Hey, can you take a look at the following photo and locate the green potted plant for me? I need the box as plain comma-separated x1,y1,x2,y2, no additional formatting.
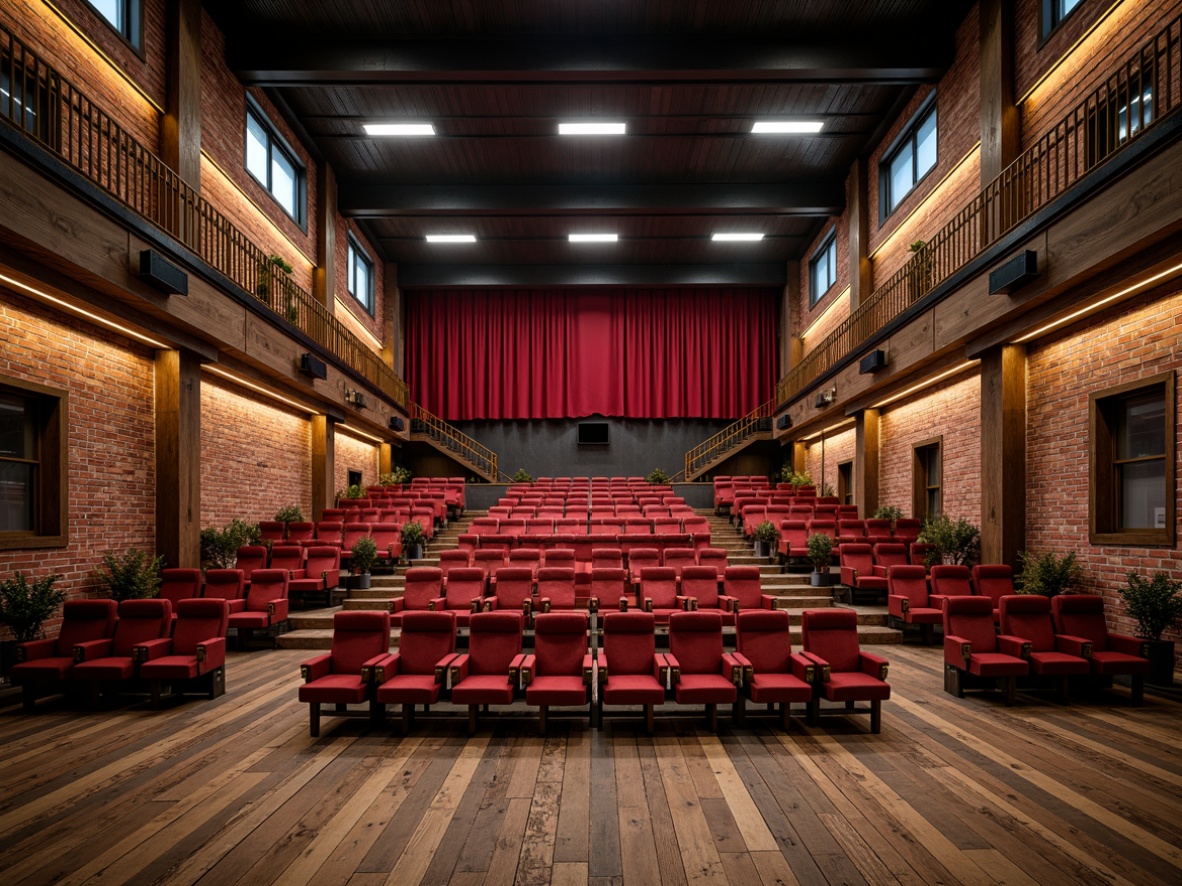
1016,551,1083,597
1118,571,1182,685
401,520,427,562
92,549,165,601
380,466,412,487
819,482,836,498
916,515,980,566
348,535,379,590
807,533,836,587
780,466,813,487
646,467,670,485
753,521,779,560
338,484,366,504
256,252,293,298
0,572,66,678
200,518,263,569
274,505,304,529
512,468,533,483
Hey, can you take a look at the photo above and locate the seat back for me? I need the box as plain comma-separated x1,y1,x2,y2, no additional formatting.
837,519,866,539
930,565,973,596
286,522,315,542
533,612,588,677
589,567,627,602
865,518,893,540
639,567,679,608
467,611,524,675
329,611,391,674
807,517,837,540
113,599,173,657
438,549,472,582
779,520,809,547
172,599,229,655
801,609,861,673
158,569,202,607
723,566,763,609
602,611,657,675
1051,594,1111,651
269,545,305,574
887,565,931,608
972,565,1015,606
472,549,507,578
696,548,728,575
402,567,444,609
303,546,341,579
680,566,721,608
444,568,487,611
54,599,119,656
943,596,999,652
537,567,576,609
491,567,534,609
590,547,623,571
315,521,344,545
203,569,245,601
873,543,909,572
259,521,285,542
998,594,1056,652
398,611,457,674
508,548,541,575
543,548,576,570
894,518,923,541
245,569,289,610
668,611,724,675
735,609,794,673
838,543,875,574
628,547,660,580
909,543,936,566
235,546,268,580
663,548,696,578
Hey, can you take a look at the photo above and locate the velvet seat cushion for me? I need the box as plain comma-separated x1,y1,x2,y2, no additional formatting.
451,674,516,705
1027,651,1091,676
376,674,443,705
748,673,813,704
11,656,75,682
72,658,136,681
1089,651,1151,676
967,652,1028,678
298,674,368,704
675,673,737,704
820,672,892,702
227,612,272,629
903,607,943,625
139,656,202,680
602,674,665,706
526,675,587,706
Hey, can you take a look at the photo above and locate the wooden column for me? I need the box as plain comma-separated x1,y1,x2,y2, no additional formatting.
162,0,202,186
981,345,1026,566
792,442,807,475
155,349,201,568
379,443,392,475
847,158,872,310
782,260,802,373
979,0,1019,185
382,262,401,373
314,162,337,310
311,415,336,521
855,408,880,517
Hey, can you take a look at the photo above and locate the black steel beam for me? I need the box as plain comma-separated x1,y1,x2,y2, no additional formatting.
397,263,788,288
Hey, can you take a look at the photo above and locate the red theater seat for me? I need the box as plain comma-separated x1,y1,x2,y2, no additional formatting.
998,594,1090,701
733,609,815,729
523,612,593,733
71,599,174,703
537,566,578,613
226,569,290,647
375,610,458,733
288,546,341,609
972,564,1015,623
440,567,489,628
801,608,891,732
11,599,118,710
665,611,741,733
638,567,681,625
391,567,446,626
886,565,942,644
838,543,888,605
158,568,202,609
138,599,229,704
487,567,536,624
450,611,525,733
298,611,391,736
943,595,1028,706
599,611,667,732
720,566,775,613
1051,594,1151,704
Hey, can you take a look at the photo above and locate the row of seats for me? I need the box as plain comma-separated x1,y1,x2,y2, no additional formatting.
153,567,292,639
779,524,924,561
263,514,430,545
489,504,696,519
740,504,864,538
437,545,730,584
299,608,890,737
219,547,344,607
9,598,229,709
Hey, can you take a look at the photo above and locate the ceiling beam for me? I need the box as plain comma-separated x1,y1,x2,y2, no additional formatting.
230,36,952,86
398,263,788,288
339,183,844,218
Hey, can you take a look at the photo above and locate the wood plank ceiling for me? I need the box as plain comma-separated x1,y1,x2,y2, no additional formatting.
206,0,973,287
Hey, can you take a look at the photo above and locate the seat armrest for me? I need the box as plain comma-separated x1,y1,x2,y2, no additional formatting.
511,653,533,689
799,650,830,682
17,639,56,661
73,638,113,663
859,652,889,680
448,654,471,689
360,653,390,683
996,635,1032,659
587,596,599,614
197,637,226,672
716,594,738,613
428,596,447,611
390,598,407,613
730,651,754,684
538,596,552,614
372,653,400,683
434,653,459,683
887,595,909,618
643,597,653,613
789,652,816,683
676,595,696,610
759,594,777,609
721,652,744,686
323,568,341,587
226,599,247,614
581,652,596,685
840,566,859,585
134,637,174,663
300,653,332,682
617,596,630,612
872,565,889,578
944,634,972,666
266,599,290,624
288,569,307,581
1108,633,1150,657
662,653,681,687
1054,634,1093,658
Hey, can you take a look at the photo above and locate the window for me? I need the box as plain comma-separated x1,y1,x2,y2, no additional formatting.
881,97,937,218
837,461,854,506
809,230,837,307
0,377,67,549
245,102,305,226
1041,0,1084,39
347,469,363,489
912,438,942,520
85,0,142,49
347,237,375,315
1090,372,1175,545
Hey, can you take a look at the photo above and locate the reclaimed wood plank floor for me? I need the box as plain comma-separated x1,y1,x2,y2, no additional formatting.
1,645,1180,886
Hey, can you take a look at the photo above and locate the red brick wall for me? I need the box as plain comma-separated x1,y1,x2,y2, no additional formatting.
1026,285,1182,650
0,289,155,635
199,379,311,527
804,428,856,499
879,372,981,524
335,215,387,345
334,432,380,496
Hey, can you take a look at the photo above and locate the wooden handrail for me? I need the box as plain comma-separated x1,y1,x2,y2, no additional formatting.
410,403,498,480
684,400,773,478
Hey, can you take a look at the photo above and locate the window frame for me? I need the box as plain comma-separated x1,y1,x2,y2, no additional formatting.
0,376,68,550
243,98,307,229
1089,371,1175,546
879,94,938,222
837,460,854,506
346,234,376,316
1040,0,1085,42
912,436,943,521
83,0,144,54
808,228,838,308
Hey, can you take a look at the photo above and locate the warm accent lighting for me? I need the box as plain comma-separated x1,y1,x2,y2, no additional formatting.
559,122,626,136
202,366,319,415
711,233,764,242
752,120,824,134
569,233,618,243
363,123,436,137
870,361,979,410
425,234,477,243
0,272,167,349
338,423,385,444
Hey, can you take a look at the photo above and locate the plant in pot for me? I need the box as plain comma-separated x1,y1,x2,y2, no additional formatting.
200,518,263,569
0,572,66,678
93,549,165,601
512,468,533,483
1118,571,1182,685
753,521,780,560
348,535,379,590
646,467,670,485
807,533,836,587
274,505,304,529
338,484,366,504
916,515,980,566
401,520,427,562
380,466,412,487
1016,551,1083,597
780,466,812,487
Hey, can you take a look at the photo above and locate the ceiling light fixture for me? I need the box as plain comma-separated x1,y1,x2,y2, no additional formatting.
363,123,436,137
711,233,765,242
425,234,477,243
569,233,618,243
751,120,824,134
558,122,626,135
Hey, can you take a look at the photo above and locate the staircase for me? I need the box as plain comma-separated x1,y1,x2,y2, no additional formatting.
408,403,500,482
684,400,774,481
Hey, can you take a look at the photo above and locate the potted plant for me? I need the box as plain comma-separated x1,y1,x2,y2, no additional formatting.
274,505,304,529
1118,571,1182,685
256,252,293,298
348,535,378,590
1016,551,1083,597
338,484,365,504
819,482,836,498
199,519,263,569
93,549,165,601
753,521,779,560
807,533,836,587
646,467,670,485
380,466,412,487
780,467,813,487
916,515,980,566
401,520,426,562
511,468,533,483
0,572,66,679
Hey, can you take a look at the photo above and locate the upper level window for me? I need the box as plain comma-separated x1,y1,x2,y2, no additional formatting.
85,0,142,49
0,377,67,549
1042,0,1084,39
809,230,837,307
245,102,305,226
347,237,375,315
881,98,937,219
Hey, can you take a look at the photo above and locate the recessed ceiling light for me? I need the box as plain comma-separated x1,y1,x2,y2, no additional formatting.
425,234,477,243
363,123,436,136
751,120,824,134
559,122,626,136
569,233,619,243
711,233,765,242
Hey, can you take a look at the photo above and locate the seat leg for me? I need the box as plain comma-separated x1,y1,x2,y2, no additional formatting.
706,703,717,733
736,697,746,726
1131,675,1144,705
780,703,790,731
807,697,819,726
538,705,548,735
645,704,654,735
870,699,882,734
210,666,226,699
371,701,384,725
309,702,321,738
845,700,855,710
1004,676,1016,707
401,704,413,735
922,624,934,646
1060,675,1071,704
22,684,37,712
150,680,162,707
468,704,479,735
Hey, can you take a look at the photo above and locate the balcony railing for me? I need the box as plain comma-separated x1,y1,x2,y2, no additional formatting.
777,13,1180,406
0,23,409,408
684,400,773,480
410,403,499,481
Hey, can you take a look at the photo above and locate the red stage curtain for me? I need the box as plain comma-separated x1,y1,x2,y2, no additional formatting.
406,288,777,420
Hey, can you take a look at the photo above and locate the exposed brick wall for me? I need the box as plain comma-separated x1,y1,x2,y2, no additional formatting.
879,372,981,525
334,216,387,346
199,379,311,528
1026,285,1182,651
48,0,167,107
334,432,380,497
0,289,155,636
804,427,856,500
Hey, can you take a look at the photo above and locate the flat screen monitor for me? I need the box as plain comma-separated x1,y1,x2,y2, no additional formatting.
577,421,610,446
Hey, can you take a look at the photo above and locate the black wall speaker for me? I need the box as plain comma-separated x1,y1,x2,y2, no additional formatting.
776,414,792,430
860,349,887,374
137,249,188,295
814,392,831,409
299,353,327,380
989,250,1039,295
389,416,405,431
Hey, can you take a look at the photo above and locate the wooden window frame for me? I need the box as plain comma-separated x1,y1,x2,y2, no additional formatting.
346,235,375,316
808,229,837,308
244,98,307,230
837,460,854,506
912,436,943,521
0,375,68,550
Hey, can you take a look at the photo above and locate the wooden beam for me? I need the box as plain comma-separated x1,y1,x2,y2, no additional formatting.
382,262,401,374
379,443,392,475
979,0,1019,185
155,349,201,568
782,260,801,374
313,161,337,310
847,158,871,310
980,345,1026,566
311,415,336,521
397,263,788,288
855,408,880,517
162,0,202,186
792,442,807,475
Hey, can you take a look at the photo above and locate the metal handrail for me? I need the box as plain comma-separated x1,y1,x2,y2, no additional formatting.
684,400,773,478
410,403,498,480
777,13,1178,405
0,23,409,407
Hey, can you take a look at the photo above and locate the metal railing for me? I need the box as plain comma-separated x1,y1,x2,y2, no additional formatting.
777,13,1179,406
684,399,773,479
0,23,409,408
410,403,498,480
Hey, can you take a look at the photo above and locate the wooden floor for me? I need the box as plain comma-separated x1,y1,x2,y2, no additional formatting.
1,647,1180,886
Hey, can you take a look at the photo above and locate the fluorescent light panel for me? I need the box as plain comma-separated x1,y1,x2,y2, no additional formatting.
559,121,626,135
569,233,618,243
363,123,436,136
751,120,824,134
712,233,764,242
425,234,477,243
